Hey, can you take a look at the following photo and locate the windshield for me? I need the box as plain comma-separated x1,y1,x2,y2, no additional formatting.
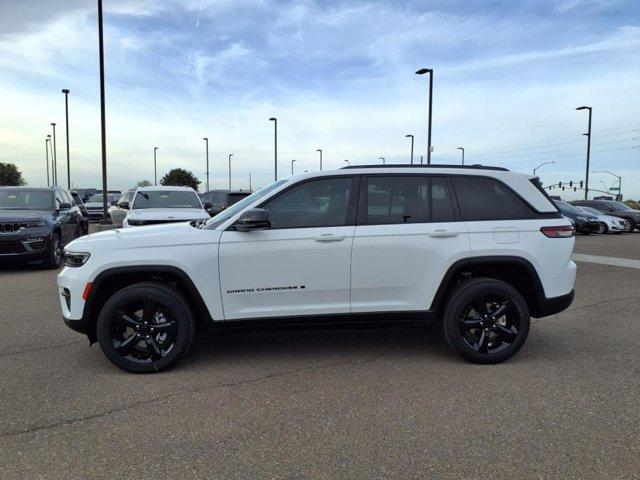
0,189,53,210
555,201,583,214
609,201,631,211
578,206,601,216
132,190,202,209
205,180,287,229
87,193,118,203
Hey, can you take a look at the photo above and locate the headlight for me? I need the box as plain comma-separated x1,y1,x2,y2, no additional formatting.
22,220,46,228
64,251,91,267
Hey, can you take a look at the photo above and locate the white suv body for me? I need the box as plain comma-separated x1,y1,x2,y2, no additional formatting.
122,186,210,227
58,165,576,372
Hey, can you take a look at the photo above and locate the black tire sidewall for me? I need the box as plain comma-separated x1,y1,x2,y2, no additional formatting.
442,278,531,364
96,283,195,373
598,222,607,234
43,233,62,269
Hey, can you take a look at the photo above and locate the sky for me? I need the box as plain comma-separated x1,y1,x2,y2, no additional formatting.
0,0,639,199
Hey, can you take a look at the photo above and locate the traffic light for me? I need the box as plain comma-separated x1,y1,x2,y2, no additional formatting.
558,181,562,188
569,181,573,187
574,187,577,191
562,186,565,191
579,181,584,188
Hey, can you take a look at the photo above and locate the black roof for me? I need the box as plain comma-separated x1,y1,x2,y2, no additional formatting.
340,163,508,171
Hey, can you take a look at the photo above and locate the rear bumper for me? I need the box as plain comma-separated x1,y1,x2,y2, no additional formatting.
534,289,574,318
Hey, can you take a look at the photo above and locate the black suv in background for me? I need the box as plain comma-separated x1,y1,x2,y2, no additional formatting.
0,186,85,268
554,200,600,234
199,189,252,216
571,199,640,231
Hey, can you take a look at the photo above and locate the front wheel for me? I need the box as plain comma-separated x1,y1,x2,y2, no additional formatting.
442,278,530,364
96,283,195,373
597,222,608,234
43,233,63,269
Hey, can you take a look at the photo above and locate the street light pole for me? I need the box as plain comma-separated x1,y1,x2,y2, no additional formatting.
456,147,465,166
45,138,50,187
269,117,277,181
592,170,622,200
576,106,592,200
316,149,323,170
344,160,350,166
97,0,110,222
203,137,209,192
378,156,385,165
415,68,433,164
51,123,57,186
291,159,296,175
153,147,158,185
533,160,555,175
228,154,233,190
61,89,71,189
405,134,414,164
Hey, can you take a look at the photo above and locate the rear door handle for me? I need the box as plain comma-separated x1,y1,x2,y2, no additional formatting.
427,229,459,238
313,234,346,242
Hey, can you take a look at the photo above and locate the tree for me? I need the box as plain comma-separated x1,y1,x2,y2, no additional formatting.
0,162,26,186
623,199,639,210
159,168,201,191
137,179,152,187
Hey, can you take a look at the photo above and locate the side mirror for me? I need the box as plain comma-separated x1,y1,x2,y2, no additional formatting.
234,208,270,231
203,201,213,210
118,201,130,210
59,202,72,210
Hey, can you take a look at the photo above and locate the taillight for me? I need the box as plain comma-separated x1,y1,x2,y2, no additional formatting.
540,225,574,238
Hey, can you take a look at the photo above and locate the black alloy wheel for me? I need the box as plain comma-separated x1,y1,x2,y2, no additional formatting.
442,278,530,364
96,283,195,373
597,222,607,234
43,233,63,269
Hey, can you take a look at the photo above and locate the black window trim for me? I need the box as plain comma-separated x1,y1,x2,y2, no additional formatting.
232,174,361,231
356,173,460,226
450,174,562,222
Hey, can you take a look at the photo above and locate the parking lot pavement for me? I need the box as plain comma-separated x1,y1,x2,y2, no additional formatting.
1,236,639,479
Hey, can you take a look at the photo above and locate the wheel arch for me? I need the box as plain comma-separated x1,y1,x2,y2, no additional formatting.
430,256,547,318
82,265,213,343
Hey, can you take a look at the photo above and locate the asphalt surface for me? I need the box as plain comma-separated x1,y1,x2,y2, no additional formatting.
1,234,639,479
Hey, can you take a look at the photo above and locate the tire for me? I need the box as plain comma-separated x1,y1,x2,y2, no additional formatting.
442,277,531,364
597,222,608,234
96,283,195,373
43,233,63,269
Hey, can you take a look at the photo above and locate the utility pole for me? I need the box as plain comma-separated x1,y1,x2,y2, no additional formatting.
316,149,323,170
203,137,210,192
153,147,158,185
228,154,233,190
62,89,71,189
576,106,592,200
269,117,277,181
51,123,57,186
97,0,110,222
456,147,465,166
415,68,434,164
45,138,50,187
405,134,414,164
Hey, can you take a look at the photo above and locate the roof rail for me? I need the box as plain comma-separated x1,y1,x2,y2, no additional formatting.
340,163,509,171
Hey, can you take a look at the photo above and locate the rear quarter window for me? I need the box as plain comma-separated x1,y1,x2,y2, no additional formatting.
452,176,534,221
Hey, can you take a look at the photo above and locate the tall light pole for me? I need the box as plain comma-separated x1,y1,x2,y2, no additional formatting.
576,106,592,200
203,137,210,192
316,149,323,170
415,68,433,165
61,89,71,189
290,159,296,175
249,172,252,191
533,160,555,175
97,0,110,222
47,135,54,182
45,138,50,187
378,156,385,165
405,134,414,164
592,170,622,200
153,147,158,185
344,159,350,166
420,155,423,165
269,117,277,181
228,154,233,190
456,146,465,165
51,123,57,186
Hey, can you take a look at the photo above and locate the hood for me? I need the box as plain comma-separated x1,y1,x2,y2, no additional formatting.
126,208,209,221
0,210,51,221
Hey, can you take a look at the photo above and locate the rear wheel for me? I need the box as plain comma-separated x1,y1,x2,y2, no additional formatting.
96,283,195,373
442,278,530,364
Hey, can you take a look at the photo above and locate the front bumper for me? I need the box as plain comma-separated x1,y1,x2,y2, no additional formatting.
0,230,51,263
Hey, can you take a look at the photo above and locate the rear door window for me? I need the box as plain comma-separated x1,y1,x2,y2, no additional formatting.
452,177,533,221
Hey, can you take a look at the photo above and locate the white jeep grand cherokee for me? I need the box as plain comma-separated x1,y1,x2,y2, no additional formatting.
58,165,576,373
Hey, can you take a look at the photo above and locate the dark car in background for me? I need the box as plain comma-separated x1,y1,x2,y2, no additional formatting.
571,199,640,231
84,193,121,221
0,186,85,268
199,189,252,216
554,200,599,234
74,188,98,203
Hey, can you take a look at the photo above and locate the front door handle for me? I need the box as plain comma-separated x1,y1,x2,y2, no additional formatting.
313,234,346,242
427,229,459,238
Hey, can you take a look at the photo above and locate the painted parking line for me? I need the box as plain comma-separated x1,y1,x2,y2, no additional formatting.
572,253,640,270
